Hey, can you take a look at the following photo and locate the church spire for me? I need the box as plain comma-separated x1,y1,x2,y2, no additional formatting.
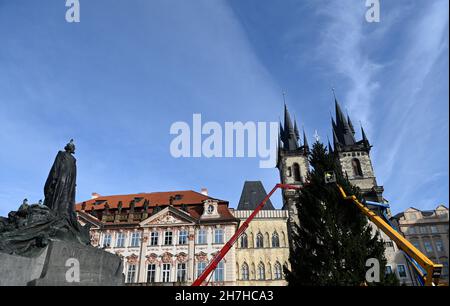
303,127,309,151
281,104,299,151
347,114,355,135
327,136,333,154
361,124,371,149
333,94,356,146
332,126,340,151
294,117,300,142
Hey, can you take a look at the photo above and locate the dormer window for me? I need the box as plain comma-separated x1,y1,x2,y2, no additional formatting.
201,199,220,219
207,205,214,214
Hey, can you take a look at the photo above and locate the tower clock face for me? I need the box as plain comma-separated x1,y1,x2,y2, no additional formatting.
207,205,214,214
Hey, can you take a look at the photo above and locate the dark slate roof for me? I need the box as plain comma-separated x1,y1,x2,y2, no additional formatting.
331,98,371,152
237,181,275,210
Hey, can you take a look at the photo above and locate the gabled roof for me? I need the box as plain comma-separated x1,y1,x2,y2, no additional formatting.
237,181,275,210
139,206,196,227
77,210,102,228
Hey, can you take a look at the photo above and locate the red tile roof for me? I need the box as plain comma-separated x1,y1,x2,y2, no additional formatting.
76,190,216,211
75,190,237,224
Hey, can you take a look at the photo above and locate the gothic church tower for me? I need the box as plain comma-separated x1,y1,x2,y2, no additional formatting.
277,104,309,242
331,98,384,203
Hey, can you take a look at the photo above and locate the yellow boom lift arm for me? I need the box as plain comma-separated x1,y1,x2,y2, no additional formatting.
336,184,442,286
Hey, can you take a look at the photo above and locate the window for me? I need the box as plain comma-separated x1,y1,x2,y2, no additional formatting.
420,226,427,234
103,233,112,248
207,205,214,214
147,264,156,283
214,228,224,244
126,264,136,283
178,230,188,245
293,163,301,182
241,263,249,280
274,262,282,280
287,167,292,177
424,241,433,253
164,231,173,245
197,262,207,278
272,232,280,248
408,227,416,234
351,158,363,177
130,232,141,247
162,264,171,282
257,262,265,280
436,240,444,252
397,265,407,278
150,232,159,246
431,226,438,234
116,232,125,248
197,229,207,244
240,233,248,248
256,233,264,248
177,263,187,283
214,261,224,282
385,265,393,275
412,241,420,249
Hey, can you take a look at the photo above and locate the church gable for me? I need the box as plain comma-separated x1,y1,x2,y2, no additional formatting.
140,206,195,227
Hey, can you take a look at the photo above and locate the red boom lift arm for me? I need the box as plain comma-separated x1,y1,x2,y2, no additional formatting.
191,183,302,286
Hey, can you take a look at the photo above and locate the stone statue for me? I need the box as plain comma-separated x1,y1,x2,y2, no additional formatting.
0,140,124,286
43,139,78,226
0,140,90,256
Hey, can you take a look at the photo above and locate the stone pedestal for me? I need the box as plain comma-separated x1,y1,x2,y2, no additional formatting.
0,240,124,286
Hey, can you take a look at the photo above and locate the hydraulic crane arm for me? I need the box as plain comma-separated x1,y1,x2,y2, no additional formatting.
336,184,443,286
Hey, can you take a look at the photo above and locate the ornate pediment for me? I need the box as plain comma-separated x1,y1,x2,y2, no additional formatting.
126,253,139,264
195,251,208,262
161,251,173,263
176,252,188,263
140,206,195,227
146,253,158,264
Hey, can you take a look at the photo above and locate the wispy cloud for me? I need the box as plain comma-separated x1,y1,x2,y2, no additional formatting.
314,1,382,133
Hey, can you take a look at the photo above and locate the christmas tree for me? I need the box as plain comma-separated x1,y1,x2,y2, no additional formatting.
284,141,398,285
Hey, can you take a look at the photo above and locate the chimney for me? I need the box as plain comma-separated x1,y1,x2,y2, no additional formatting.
200,188,208,196
91,192,101,199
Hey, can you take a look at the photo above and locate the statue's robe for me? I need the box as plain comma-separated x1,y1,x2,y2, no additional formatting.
44,151,77,223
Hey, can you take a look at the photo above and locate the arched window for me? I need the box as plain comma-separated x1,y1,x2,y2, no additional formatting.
267,262,272,280
240,233,248,248
293,163,301,182
256,233,264,248
241,262,249,280
251,263,256,279
351,158,363,177
258,262,265,280
272,232,280,247
274,262,282,280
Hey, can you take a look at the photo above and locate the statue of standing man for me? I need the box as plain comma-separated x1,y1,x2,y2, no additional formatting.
43,139,78,226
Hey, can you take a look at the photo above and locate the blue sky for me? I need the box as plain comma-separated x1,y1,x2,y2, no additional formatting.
0,0,448,216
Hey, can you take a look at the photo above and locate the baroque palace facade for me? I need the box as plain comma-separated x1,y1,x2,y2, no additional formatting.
76,190,239,285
